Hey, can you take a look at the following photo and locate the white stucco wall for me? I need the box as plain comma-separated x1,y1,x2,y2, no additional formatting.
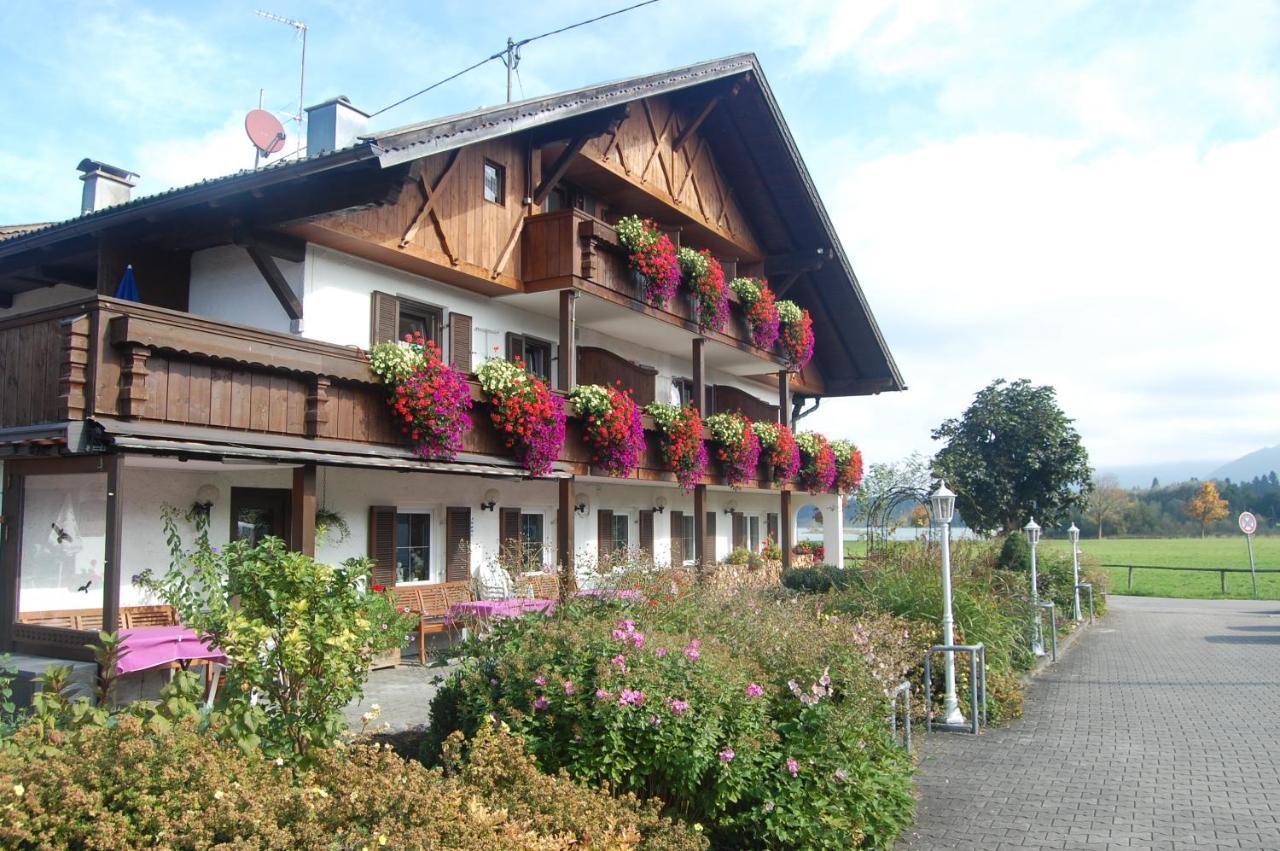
188,244,303,334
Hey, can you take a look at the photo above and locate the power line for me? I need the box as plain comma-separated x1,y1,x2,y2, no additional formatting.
370,0,661,117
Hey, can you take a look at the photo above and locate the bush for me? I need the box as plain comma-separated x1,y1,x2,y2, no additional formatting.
782,565,856,595
997,533,1031,572
0,711,704,850
425,588,916,849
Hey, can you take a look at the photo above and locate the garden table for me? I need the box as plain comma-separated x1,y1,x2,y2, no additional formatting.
446,598,555,626
117,625,228,674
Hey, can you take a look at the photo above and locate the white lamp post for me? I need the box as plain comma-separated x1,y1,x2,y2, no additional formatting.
931,481,965,726
1025,517,1045,656
1068,523,1082,620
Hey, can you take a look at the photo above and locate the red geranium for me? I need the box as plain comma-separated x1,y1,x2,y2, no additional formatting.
369,331,473,461
645,402,708,492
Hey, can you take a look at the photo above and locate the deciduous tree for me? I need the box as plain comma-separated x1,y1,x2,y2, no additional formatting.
1087,475,1131,538
1184,481,1229,537
932,379,1092,535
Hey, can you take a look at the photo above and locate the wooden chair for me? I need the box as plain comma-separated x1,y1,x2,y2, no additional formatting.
121,605,177,629
414,585,451,665
531,573,559,600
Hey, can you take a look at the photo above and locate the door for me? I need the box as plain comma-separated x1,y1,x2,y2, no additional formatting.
229,488,292,547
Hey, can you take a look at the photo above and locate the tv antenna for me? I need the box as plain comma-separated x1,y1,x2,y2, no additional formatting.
255,10,307,158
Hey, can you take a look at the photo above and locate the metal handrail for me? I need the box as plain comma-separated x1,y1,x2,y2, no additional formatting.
1037,601,1058,662
1103,562,1280,594
889,681,912,750
1075,582,1095,623
922,643,986,735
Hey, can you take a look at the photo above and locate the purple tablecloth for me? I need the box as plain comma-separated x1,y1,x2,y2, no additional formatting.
446,598,555,625
118,626,227,674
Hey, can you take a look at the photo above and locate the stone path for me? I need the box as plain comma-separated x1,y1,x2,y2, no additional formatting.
902,596,1280,850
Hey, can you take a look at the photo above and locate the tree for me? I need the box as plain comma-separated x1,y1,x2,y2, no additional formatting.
1151,477,1160,489
932,379,1092,535
909,504,931,528
1086,474,1131,538
1185,481,1229,537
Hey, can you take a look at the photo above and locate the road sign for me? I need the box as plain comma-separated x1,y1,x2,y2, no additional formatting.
1239,511,1258,535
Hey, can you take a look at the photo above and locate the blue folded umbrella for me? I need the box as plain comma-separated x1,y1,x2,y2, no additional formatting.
114,264,140,302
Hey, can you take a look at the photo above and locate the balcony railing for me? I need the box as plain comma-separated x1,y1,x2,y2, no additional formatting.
0,296,789,490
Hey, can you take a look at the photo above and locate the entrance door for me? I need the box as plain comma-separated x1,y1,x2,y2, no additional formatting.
229,488,292,547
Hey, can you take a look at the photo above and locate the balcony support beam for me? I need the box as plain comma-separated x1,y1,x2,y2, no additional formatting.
558,290,577,391
779,369,793,572
557,477,576,600
291,462,317,557
243,243,303,322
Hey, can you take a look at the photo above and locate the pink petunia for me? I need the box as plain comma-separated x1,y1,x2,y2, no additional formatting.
719,748,736,762
786,757,800,777
533,695,549,711
745,683,764,698
562,680,576,695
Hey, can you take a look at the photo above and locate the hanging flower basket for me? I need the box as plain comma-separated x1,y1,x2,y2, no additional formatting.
776,299,815,370
368,332,473,461
830,439,864,495
752,421,801,485
729,276,781,350
678,247,729,332
644,402,708,492
704,412,762,490
567,383,646,478
615,215,681,308
476,357,566,477
795,431,838,494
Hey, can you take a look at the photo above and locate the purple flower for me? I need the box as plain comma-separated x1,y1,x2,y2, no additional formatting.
655,647,667,658
688,639,702,649
489,678,499,686
685,647,700,661
745,683,764,698
612,628,627,641
618,688,646,706
611,654,628,672
719,748,736,762
667,698,690,715
534,675,546,687
533,695,549,711
819,670,831,688
786,757,799,777
562,680,576,695
631,632,645,649
595,688,612,701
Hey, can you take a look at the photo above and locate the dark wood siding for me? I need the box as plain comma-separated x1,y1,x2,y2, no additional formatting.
368,505,397,588
711,385,779,423
577,347,657,405
445,506,472,582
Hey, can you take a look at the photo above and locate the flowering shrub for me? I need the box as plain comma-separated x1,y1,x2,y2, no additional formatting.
616,214,681,308
476,357,566,476
728,277,780,350
795,431,838,494
677,247,729,332
567,383,646,477
791,540,826,562
703,412,762,489
830,438,865,495
776,299,816,370
645,402,708,491
753,421,801,485
368,333,473,460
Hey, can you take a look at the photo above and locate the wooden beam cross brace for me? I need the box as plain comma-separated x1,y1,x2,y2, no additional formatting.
533,133,593,207
639,100,676,184
399,148,460,249
244,243,303,321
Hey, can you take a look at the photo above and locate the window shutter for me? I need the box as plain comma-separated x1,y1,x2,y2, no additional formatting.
368,505,397,588
597,509,614,557
450,312,473,372
445,507,472,582
704,511,717,564
499,506,521,550
370,292,399,346
506,332,525,363
732,512,746,549
767,512,780,545
639,509,655,557
669,510,684,565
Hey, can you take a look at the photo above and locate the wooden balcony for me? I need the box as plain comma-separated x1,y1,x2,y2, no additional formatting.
0,296,787,490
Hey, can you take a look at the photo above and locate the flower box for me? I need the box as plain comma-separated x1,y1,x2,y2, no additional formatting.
370,646,402,671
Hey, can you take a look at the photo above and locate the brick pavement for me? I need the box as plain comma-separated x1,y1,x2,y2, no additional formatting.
901,596,1280,850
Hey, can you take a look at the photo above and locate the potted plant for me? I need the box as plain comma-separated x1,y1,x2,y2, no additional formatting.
644,402,708,492
729,276,781,350
567,382,646,478
368,331,473,460
616,215,681,308
704,412,761,489
476,356,566,476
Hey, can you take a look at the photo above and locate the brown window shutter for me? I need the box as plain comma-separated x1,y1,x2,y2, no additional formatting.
597,509,614,556
638,509,654,556
767,512,780,545
499,507,521,550
449,312,473,372
669,510,684,564
445,507,472,582
732,512,746,549
704,511,717,564
371,292,399,345
368,505,398,588
506,332,525,362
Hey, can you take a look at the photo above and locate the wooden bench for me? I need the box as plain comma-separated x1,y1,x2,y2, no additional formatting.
18,605,177,632
391,581,474,665
516,572,560,600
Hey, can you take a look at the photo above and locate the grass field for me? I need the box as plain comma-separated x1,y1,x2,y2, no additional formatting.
843,536,1280,600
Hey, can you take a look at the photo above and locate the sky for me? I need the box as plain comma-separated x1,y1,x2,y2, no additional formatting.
2,0,1278,471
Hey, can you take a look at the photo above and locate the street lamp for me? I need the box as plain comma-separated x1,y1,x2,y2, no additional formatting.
1025,517,1045,656
1068,523,1082,621
930,481,965,726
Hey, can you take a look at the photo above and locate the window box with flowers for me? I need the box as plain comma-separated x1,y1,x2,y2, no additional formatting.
703,412,761,490
644,402,708,492
367,332,473,460
795,431,838,494
830,439,865,495
775,299,815,370
752,421,801,486
567,382,646,478
677,246,729,332
476,357,567,477
728,276,781,350
615,215,681,309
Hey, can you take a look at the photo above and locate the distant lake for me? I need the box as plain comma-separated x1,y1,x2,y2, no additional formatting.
797,526,981,542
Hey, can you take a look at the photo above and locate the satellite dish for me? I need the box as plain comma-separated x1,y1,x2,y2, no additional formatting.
245,109,287,157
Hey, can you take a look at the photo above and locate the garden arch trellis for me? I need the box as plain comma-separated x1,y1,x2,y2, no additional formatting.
862,485,933,554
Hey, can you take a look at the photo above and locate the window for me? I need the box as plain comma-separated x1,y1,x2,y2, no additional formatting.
679,514,695,565
507,333,553,382
748,516,762,551
397,300,443,347
483,160,505,204
520,513,544,570
612,514,630,552
671,378,694,407
395,512,431,583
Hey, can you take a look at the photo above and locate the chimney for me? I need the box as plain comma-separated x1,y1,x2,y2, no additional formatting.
77,159,139,214
304,96,369,156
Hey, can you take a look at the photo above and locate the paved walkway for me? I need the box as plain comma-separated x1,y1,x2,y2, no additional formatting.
902,596,1280,850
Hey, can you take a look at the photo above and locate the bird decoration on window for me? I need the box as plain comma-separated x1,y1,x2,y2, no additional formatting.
51,522,72,544
76,579,92,593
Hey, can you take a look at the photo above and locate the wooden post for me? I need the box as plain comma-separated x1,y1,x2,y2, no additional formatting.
692,337,707,570
692,338,706,414
291,463,316,557
557,477,576,600
103,454,124,635
0,468,23,652
558,290,577,392
779,370,793,572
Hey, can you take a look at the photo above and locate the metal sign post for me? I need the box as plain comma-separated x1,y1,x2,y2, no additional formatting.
1239,512,1258,597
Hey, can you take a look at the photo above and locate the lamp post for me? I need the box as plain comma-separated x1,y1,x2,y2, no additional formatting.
1068,523,1082,620
931,481,965,726
1025,517,1044,656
